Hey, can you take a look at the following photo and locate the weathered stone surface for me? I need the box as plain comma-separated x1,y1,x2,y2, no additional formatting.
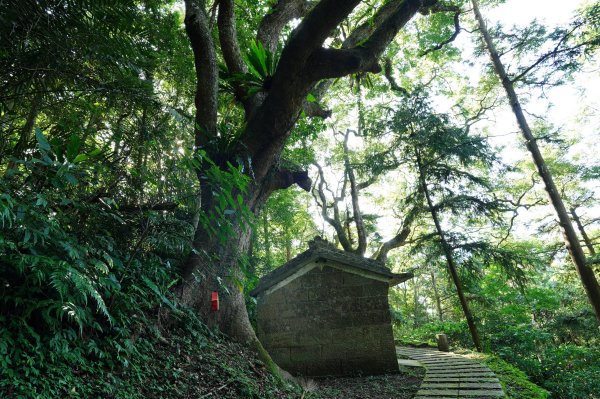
457,378,500,383
436,333,450,352
416,397,458,399
417,389,460,396
421,382,460,388
425,363,490,371
397,359,423,367
426,368,491,375
458,389,504,397
461,382,502,389
256,265,399,376
398,347,506,398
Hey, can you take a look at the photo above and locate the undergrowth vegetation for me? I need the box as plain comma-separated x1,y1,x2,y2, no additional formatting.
0,133,297,398
393,273,600,399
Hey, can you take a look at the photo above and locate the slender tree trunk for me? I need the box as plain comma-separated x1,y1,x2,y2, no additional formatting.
7,92,41,166
284,225,292,262
472,0,600,323
431,271,444,322
416,149,483,352
263,211,273,270
413,277,419,327
570,207,596,255
347,90,367,256
248,230,257,278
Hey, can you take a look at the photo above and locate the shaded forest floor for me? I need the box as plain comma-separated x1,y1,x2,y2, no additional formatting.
306,365,424,399
2,303,429,399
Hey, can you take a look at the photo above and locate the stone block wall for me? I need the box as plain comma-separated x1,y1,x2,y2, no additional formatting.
256,261,399,376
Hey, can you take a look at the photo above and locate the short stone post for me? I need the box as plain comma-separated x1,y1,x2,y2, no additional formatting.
436,333,449,352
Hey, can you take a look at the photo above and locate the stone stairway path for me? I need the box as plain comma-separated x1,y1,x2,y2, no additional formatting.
396,347,505,399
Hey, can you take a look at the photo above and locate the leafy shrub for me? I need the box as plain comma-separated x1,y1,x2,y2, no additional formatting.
0,131,193,397
541,344,600,399
394,319,472,349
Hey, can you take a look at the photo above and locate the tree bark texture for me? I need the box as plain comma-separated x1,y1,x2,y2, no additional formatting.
472,0,600,323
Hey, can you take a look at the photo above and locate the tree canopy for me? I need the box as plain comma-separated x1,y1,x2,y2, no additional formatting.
1,0,599,398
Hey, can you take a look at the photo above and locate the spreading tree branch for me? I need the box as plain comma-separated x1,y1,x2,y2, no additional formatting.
313,161,353,252
376,214,415,263
307,0,438,81
184,0,218,148
342,130,367,256
241,0,440,198
218,0,253,113
257,0,314,53
384,58,410,95
419,8,462,56
308,0,412,101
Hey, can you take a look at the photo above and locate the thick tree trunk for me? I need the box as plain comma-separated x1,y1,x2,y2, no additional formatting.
178,221,256,340
416,150,483,352
472,0,600,323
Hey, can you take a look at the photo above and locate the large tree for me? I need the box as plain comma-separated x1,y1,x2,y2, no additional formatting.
471,0,600,323
178,0,449,345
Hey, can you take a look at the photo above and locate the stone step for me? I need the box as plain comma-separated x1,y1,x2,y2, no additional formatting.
427,373,496,378
421,361,478,367
398,346,506,398
458,389,504,397
425,369,493,375
461,382,503,389
418,358,478,364
415,397,457,399
424,377,500,383
416,389,459,397
420,359,479,364
399,353,456,359
425,364,489,371
421,382,460,389
397,358,423,367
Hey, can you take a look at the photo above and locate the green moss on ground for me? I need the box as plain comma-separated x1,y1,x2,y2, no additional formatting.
462,352,550,399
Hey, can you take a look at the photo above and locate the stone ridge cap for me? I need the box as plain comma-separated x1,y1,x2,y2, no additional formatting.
250,241,409,297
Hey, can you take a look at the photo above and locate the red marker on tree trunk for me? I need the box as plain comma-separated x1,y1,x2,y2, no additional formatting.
211,291,219,311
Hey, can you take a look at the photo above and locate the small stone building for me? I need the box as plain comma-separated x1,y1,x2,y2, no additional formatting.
250,238,412,377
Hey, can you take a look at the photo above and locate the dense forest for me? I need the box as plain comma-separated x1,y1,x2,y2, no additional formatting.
1,0,599,398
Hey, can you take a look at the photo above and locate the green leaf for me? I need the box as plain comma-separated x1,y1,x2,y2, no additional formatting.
142,276,179,312
73,154,88,163
66,135,81,161
35,194,48,207
88,148,102,157
64,173,79,185
306,93,316,103
35,128,51,152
